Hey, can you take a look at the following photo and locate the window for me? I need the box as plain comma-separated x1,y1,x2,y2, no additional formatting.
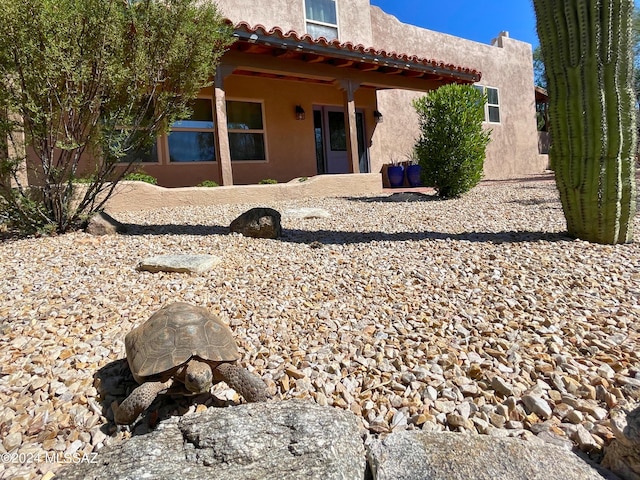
113,108,159,164
486,87,500,123
168,98,215,162
120,141,158,164
227,100,266,161
305,0,338,40
474,85,501,123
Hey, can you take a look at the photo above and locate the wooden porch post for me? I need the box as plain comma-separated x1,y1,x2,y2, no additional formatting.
340,79,361,174
214,65,234,186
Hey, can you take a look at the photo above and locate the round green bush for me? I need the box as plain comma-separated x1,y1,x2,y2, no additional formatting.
197,180,219,187
413,84,491,198
123,172,158,185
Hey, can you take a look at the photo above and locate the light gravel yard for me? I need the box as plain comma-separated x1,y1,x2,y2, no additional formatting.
1,178,639,479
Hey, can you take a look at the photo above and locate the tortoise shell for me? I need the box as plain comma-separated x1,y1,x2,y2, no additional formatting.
125,302,240,383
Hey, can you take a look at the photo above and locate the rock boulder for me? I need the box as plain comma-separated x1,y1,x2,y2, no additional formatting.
367,430,617,480
58,401,620,480
57,400,366,480
229,207,282,239
602,404,640,480
85,211,127,236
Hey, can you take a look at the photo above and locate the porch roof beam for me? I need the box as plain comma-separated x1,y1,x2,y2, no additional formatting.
232,29,480,84
223,50,445,92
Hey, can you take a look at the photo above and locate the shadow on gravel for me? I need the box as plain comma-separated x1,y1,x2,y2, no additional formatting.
95,358,237,436
281,229,572,245
121,224,230,236
508,197,561,207
346,192,439,203
117,222,571,244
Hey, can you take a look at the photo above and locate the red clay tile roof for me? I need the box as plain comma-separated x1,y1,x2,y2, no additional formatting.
230,22,481,83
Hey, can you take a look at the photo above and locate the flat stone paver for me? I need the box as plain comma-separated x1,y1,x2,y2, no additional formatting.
138,254,221,273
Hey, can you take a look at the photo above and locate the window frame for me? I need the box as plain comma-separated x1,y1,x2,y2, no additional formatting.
115,134,160,165
165,96,217,164
474,84,501,124
226,98,268,163
114,110,160,165
304,0,339,41
485,87,500,124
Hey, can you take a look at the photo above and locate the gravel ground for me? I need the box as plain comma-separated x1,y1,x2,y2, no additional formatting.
1,179,639,479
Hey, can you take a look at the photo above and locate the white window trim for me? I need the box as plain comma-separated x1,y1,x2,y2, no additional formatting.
474,85,501,124
304,0,339,40
485,86,501,124
165,96,217,164
226,97,268,163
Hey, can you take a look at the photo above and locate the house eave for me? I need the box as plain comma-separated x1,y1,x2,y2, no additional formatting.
231,24,482,85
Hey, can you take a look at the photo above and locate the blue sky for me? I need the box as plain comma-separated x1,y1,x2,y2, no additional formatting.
369,1,640,48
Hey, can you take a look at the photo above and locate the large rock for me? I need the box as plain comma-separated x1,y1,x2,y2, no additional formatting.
85,211,127,235
367,430,615,480
602,404,640,480
229,207,282,238
58,400,621,480
57,400,366,480
137,254,221,273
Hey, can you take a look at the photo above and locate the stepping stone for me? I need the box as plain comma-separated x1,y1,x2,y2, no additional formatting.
138,254,221,274
283,208,331,219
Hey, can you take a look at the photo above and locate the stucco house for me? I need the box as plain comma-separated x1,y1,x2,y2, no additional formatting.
116,0,547,187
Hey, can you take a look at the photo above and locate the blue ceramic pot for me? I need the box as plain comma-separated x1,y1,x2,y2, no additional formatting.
388,165,405,187
406,164,422,187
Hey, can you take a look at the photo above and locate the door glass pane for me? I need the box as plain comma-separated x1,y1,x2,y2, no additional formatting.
314,109,325,174
328,111,346,151
227,101,263,130
306,23,338,40
172,99,213,129
229,133,265,160
306,0,337,24
356,112,369,173
168,131,215,162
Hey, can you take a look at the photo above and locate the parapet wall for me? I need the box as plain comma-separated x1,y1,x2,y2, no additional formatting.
102,173,382,213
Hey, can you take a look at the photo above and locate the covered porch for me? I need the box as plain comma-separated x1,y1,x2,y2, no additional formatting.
140,23,481,187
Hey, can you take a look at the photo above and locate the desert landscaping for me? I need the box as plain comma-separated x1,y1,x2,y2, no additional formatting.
1,178,639,478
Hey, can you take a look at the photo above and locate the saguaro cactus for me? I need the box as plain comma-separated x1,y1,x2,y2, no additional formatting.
534,0,637,244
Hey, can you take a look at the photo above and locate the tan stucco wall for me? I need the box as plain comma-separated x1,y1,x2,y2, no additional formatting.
22,1,544,188
102,173,382,213
137,75,377,187
216,0,374,46
368,7,546,179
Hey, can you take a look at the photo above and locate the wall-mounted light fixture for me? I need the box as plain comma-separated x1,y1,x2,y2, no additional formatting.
295,105,306,121
374,110,383,123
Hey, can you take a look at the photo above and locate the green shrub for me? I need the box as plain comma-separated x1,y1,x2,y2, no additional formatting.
0,0,233,234
197,180,219,187
413,84,491,199
259,178,278,184
72,176,95,184
123,172,158,185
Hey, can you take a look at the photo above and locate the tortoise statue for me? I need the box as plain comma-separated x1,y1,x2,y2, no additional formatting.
111,302,269,424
